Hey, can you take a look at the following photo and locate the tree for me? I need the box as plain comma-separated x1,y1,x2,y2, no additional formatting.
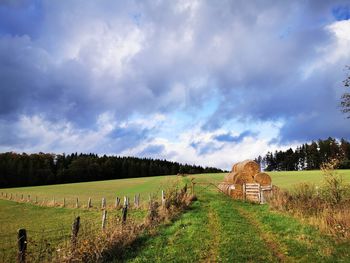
341,66,350,118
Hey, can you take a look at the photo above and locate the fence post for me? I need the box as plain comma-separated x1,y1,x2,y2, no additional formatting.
115,197,120,209
161,190,166,207
102,210,107,230
122,204,128,224
53,197,55,206
87,197,92,208
27,195,30,202
258,184,262,204
137,193,140,208
101,197,106,209
123,196,129,207
35,196,37,204
17,228,27,263
21,194,23,201
63,198,66,207
10,193,12,200
76,197,79,208
71,216,80,251
243,184,246,200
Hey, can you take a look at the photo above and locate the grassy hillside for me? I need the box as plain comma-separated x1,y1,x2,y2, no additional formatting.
1,170,350,262
189,169,350,189
123,183,350,262
0,175,180,208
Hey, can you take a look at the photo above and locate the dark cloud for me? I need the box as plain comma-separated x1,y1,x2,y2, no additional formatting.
332,5,350,21
0,0,350,154
214,130,257,143
190,141,222,156
107,125,151,152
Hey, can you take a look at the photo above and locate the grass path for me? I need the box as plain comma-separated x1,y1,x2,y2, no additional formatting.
123,183,350,262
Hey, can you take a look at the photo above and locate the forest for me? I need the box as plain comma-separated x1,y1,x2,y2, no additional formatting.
0,153,223,188
257,137,350,171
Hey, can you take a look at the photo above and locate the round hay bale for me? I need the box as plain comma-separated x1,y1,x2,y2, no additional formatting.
231,163,239,173
254,172,272,186
233,172,255,185
234,160,260,177
224,172,239,183
218,182,232,195
230,184,244,199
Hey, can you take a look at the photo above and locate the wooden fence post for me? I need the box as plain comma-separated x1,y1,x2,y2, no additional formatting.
17,228,27,263
102,210,107,230
10,193,12,200
71,216,80,251
53,197,55,206
101,197,106,209
243,184,246,200
115,197,120,208
63,198,66,207
76,197,79,208
87,197,92,208
161,190,166,207
35,196,37,204
123,196,129,207
27,195,30,202
122,204,128,224
258,184,261,204
21,194,23,200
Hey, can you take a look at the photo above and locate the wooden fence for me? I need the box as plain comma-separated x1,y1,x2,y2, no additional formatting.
243,183,272,204
0,188,180,263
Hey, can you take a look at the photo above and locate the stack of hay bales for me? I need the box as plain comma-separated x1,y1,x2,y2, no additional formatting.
218,160,271,199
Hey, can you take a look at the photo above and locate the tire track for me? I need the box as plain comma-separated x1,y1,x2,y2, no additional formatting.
235,206,291,263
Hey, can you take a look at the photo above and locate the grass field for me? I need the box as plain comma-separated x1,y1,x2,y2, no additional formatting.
0,175,181,208
189,169,350,189
1,170,350,262
123,185,350,262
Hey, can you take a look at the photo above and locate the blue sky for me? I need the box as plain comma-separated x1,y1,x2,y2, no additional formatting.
0,0,350,169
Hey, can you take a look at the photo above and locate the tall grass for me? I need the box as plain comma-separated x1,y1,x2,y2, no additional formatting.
268,159,350,239
55,184,195,263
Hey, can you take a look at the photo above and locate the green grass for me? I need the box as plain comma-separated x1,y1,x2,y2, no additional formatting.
122,184,350,262
1,170,350,262
190,169,350,189
0,175,180,208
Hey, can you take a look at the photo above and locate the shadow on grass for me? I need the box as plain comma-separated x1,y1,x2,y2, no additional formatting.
118,204,199,262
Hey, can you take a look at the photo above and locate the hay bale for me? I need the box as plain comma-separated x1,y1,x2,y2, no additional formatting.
231,163,239,173
254,172,272,186
230,184,244,199
233,172,255,185
218,182,232,195
234,160,260,177
224,172,239,183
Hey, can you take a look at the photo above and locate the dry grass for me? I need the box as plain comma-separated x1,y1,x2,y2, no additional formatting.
268,159,350,239
53,184,196,263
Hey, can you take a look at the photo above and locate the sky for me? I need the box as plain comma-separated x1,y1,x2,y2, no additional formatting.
0,0,350,170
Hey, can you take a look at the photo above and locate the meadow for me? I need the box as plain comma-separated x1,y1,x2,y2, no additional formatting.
1,170,350,262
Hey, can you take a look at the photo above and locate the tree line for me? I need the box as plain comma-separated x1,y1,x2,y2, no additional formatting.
256,137,350,171
0,152,223,188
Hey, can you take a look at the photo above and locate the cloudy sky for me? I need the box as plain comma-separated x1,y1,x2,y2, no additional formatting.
0,0,350,169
